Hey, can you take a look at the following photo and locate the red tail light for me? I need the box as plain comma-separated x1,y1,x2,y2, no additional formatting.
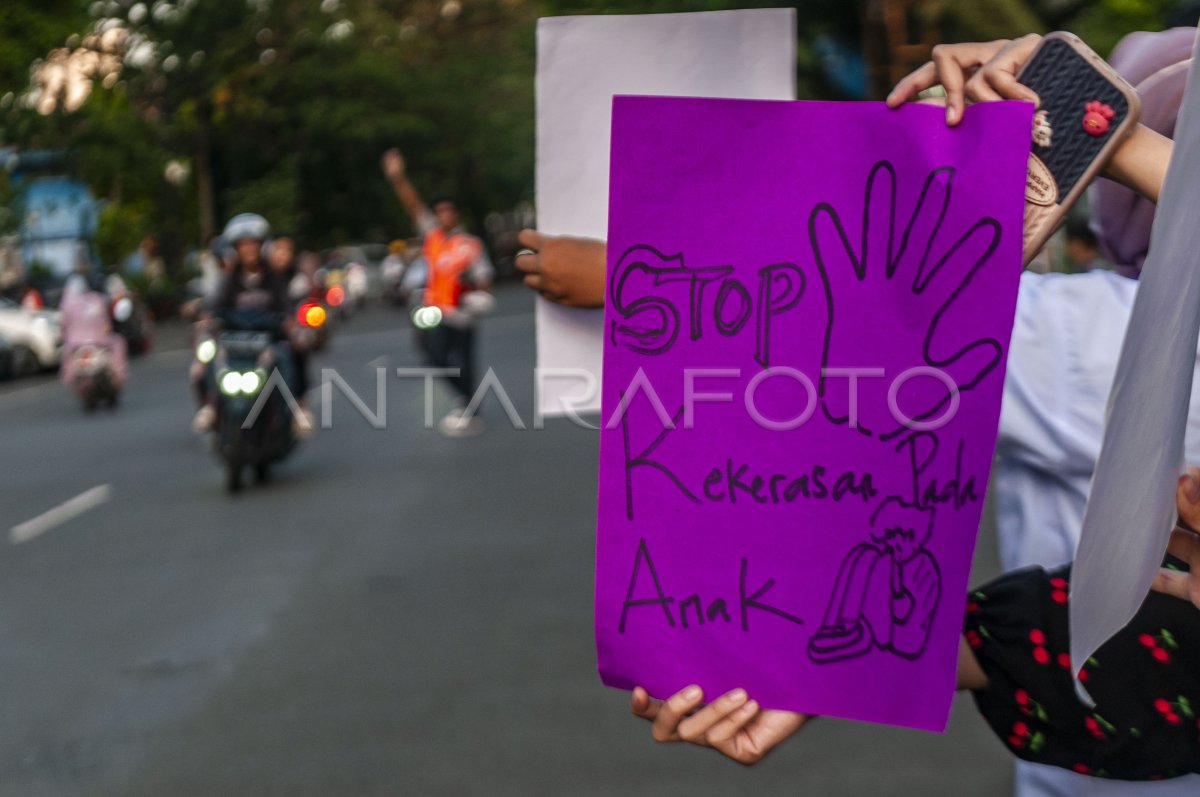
297,302,327,328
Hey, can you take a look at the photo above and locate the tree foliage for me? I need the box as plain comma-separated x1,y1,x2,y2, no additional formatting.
2,0,537,261
0,0,1193,273
0,2,90,96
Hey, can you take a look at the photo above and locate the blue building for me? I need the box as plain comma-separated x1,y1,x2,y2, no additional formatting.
2,148,99,278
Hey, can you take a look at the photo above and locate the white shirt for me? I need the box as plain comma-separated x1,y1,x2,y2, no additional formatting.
998,270,1200,796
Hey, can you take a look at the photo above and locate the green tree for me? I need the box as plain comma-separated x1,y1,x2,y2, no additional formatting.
2,0,1189,280
0,2,89,97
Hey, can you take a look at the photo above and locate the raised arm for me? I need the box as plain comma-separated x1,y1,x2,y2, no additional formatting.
381,148,429,226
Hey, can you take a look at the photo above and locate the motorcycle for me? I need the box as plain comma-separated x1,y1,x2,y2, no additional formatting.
107,276,155,355
322,266,349,320
294,297,329,351
380,243,423,307
69,342,120,411
198,310,297,492
60,286,126,412
321,259,367,319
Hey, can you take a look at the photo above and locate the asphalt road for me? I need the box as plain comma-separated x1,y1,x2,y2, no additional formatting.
0,285,1012,796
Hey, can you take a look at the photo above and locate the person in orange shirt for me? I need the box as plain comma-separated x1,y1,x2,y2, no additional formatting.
382,148,494,436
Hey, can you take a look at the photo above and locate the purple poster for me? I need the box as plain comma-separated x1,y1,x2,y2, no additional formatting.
596,97,1033,731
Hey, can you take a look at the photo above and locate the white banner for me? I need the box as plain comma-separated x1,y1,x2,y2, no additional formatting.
534,9,797,416
1072,33,1200,676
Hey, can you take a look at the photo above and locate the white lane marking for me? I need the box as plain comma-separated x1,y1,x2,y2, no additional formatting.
10,484,112,545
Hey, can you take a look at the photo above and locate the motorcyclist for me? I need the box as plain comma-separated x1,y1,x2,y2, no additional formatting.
191,213,314,437
60,264,127,390
268,233,313,401
188,236,234,415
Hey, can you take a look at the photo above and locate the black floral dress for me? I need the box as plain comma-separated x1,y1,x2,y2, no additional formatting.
965,564,1200,780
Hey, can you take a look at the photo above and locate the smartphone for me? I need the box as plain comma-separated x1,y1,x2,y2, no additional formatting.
1016,32,1141,266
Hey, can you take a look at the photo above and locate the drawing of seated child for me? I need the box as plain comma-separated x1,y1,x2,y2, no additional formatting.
807,497,942,663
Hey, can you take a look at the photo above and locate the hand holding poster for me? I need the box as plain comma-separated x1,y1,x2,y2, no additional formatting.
595,97,1033,731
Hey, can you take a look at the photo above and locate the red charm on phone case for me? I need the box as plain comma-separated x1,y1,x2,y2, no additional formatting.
1082,101,1115,135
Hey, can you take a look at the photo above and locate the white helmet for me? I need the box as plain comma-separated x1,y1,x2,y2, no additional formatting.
222,213,270,243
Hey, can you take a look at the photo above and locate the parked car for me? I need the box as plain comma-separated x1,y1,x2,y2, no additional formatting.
0,334,14,380
0,296,62,376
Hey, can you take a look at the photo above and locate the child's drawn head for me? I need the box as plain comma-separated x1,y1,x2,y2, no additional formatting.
869,497,934,562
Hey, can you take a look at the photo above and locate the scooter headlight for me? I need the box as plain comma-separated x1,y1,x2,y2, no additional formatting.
412,305,443,329
239,370,262,394
219,370,243,395
196,339,217,364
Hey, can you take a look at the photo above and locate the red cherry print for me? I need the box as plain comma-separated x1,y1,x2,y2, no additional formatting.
1009,735,1025,749
1015,689,1030,707
1155,698,1172,714
1139,633,1158,648
1030,629,1046,645
1051,589,1068,604
1073,764,1091,775
1152,648,1171,663
1033,647,1051,665
1166,712,1182,726
1078,668,1090,684
1013,721,1029,737
1057,653,1072,669
966,630,983,649
1050,577,1068,589
1084,717,1097,730
966,602,980,614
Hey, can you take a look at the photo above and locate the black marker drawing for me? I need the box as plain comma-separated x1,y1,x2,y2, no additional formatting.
807,496,942,664
608,244,807,369
618,395,699,521
618,537,805,633
809,160,1006,439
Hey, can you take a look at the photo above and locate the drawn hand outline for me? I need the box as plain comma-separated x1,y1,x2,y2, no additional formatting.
808,160,1006,439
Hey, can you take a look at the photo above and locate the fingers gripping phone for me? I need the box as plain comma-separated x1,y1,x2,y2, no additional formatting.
1017,32,1141,266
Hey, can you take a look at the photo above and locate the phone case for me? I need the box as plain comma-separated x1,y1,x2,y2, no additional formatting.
1016,33,1141,265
